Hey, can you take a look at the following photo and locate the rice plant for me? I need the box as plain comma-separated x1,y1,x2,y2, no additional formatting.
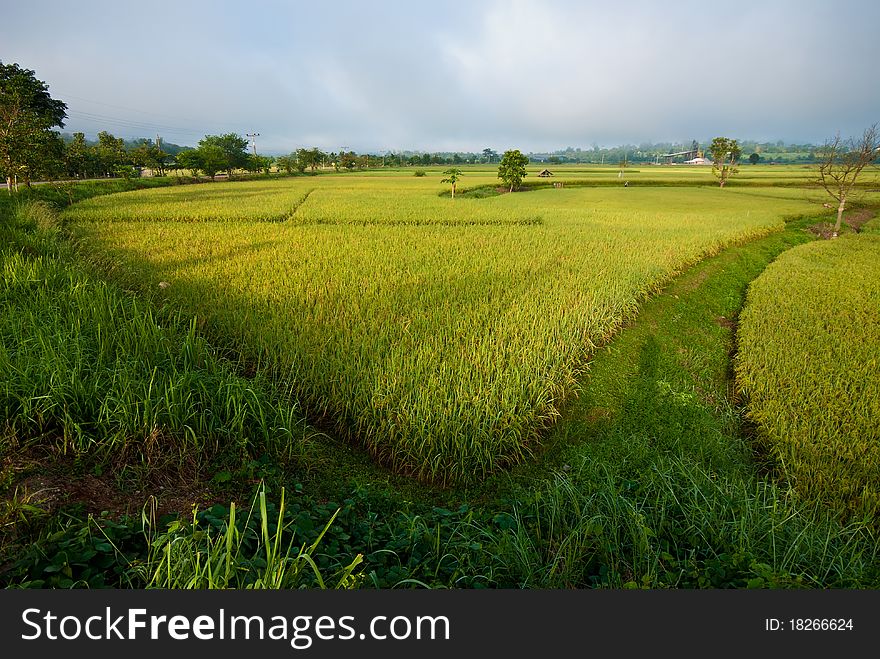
69,180,819,483
736,227,880,517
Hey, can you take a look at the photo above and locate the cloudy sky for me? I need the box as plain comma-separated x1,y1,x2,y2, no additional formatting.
3,0,878,153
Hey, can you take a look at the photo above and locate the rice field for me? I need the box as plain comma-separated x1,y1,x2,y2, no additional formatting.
736,220,880,516
68,175,820,483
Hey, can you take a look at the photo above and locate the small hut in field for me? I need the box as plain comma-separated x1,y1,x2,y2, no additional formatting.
537,168,554,177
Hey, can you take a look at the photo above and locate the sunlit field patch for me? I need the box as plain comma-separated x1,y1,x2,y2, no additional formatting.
737,222,880,516
70,177,817,483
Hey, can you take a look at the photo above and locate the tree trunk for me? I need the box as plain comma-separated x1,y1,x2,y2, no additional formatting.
5,176,11,193
833,197,846,237
451,183,455,199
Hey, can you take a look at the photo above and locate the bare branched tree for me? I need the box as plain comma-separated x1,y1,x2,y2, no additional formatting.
817,124,879,237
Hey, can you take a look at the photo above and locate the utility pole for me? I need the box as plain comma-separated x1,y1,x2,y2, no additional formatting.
246,132,260,156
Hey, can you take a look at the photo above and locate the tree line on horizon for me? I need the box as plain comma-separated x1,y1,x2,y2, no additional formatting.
3,59,877,216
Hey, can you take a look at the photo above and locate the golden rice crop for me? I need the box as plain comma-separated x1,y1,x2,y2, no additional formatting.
64,179,316,223
70,179,817,483
736,226,880,517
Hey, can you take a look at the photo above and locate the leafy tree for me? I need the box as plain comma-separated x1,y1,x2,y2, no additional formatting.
340,151,357,170
275,154,297,174
175,149,203,177
197,144,227,181
199,133,249,178
441,167,463,199
310,148,326,172
247,154,273,175
63,132,93,178
130,140,169,176
113,164,139,181
295,147,326,174
748,152,760,165
817,124,880,237
709,137,741,187
294,148,311,173
96,131,127,174
0,61,67,190
498,149,529,192
482,147,498,163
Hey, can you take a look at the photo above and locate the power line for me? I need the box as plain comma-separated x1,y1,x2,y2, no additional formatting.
53,89,238,132
57,96,245,140
66,110,204,135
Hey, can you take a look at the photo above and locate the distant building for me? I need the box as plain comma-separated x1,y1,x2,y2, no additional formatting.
537,168,554,177
684,157,712,165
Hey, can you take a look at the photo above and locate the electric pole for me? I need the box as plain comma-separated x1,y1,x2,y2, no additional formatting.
246,132,260,156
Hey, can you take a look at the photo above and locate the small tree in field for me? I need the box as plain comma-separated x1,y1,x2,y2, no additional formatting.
749,152,760,165
441,167,462,199
498,149,528,192
709,137,741,187
817,124,879,238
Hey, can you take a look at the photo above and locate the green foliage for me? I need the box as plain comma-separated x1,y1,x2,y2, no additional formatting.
441,167,463,198
736,230,880,517
0,198,314,469
247,154,273,175
3,511,147,588
275,154,298,174
0,61,68,186
749,152,760,165
709,137,742,187
497,149,529,191
198,133,249,177
138,486,363,589
129,140,170,176
174,148,203,177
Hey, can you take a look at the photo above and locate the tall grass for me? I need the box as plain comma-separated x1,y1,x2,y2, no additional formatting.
480,454,879,588
140,486,363,589
1,199,315,472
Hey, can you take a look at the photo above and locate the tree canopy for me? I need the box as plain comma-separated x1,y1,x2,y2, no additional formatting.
498,149,529,192
198,133,249,178
1,61,67,189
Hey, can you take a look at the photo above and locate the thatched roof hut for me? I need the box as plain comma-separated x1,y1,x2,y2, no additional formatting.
537,168,554,177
